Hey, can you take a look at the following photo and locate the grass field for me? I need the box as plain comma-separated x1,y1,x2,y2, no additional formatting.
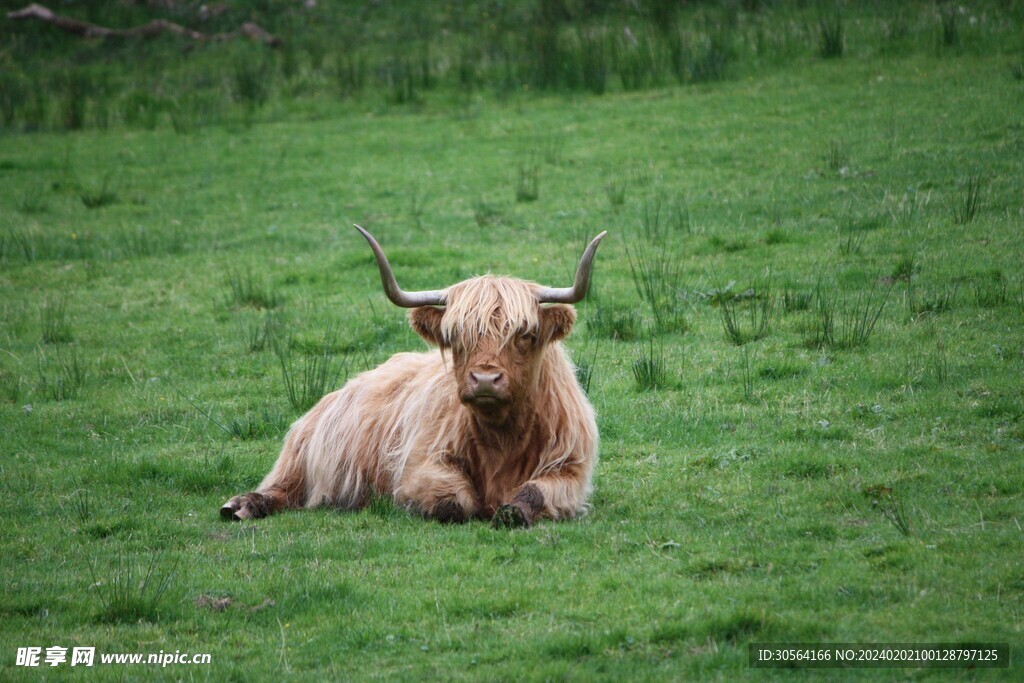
2,1,1023,680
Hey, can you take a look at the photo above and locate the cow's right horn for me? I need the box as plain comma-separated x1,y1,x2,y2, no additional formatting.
354,225,448,308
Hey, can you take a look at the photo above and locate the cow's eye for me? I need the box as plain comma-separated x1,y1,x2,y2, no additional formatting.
517,331,537,350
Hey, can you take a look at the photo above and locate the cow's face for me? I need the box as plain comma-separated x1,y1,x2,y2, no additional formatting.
410,276,575,423
353,225,602,423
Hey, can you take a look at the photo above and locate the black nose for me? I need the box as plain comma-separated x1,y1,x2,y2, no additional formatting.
469,371,505,394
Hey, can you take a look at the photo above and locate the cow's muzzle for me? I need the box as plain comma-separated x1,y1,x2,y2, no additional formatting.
462,370,510,406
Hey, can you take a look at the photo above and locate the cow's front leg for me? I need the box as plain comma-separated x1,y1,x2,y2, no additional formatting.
492,461,589,529
220,483,299,521
492,484,543,529
221,491,278,521
395,461,479,524
220,427,308,521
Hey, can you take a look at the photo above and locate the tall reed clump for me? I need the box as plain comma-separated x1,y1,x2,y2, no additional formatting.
605,177,627,208
626,193,689,334
783,288,813,313
79,176,119,209
238,309,283,353
931,336,949,386
87,547,177,623
714,270,775,346
587,305,641,341
381,51,429,106
57,70,92,131
335,49,368,99
971,271,1008,308
938,4,960,50
473,198,503,227
524,3,569,92
613,28,666,91
224,268,283,310
666,20,734,84
808,275,893,349
1011,58,1024,82
864,484,912,536
17,185,49,215
0,70,28,130
738,344,758,401
66,481,91,524
169,93,222,134
274,323,348,412
1,367,24,405
40,296,73,344
560,28,610,95
907,280,959,319
823,140,849,174
228,405,291,440
121,90,162,130
952,173,983,225
572,341,599,395
818,10,845,59
37,345,87,401
515,161,540,202
231,48,272,118
632,328,671,391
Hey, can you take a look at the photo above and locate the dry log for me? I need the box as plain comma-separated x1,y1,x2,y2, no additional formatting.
6,3,280,47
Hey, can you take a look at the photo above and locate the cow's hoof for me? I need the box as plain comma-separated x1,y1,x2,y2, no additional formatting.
219,501,249,521
433,499,468,524
219,493,270,521
492,503,530,529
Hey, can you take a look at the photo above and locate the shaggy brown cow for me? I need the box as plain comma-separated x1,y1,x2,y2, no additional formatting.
220,225,605,528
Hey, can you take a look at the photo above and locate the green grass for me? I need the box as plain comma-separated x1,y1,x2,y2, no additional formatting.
1,1,1023,679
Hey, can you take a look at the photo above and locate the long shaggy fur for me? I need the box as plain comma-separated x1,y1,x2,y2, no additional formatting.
223,276,599,524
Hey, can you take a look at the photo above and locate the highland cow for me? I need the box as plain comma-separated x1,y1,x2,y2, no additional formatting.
220,225,605,528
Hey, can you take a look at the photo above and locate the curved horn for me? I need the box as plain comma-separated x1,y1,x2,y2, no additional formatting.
354,225,447,308
534,231,608,304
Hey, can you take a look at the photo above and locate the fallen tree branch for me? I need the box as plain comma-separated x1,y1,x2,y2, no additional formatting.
6,3,280,47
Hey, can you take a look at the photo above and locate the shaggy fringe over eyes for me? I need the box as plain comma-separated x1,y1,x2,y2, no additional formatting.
441,276,542,354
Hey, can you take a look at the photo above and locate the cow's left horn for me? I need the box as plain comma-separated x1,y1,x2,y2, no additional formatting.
354,225,448,308
534,231,608,304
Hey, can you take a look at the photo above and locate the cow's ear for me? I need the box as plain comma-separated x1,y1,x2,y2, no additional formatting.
540,304,576,344
409,307,447,346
